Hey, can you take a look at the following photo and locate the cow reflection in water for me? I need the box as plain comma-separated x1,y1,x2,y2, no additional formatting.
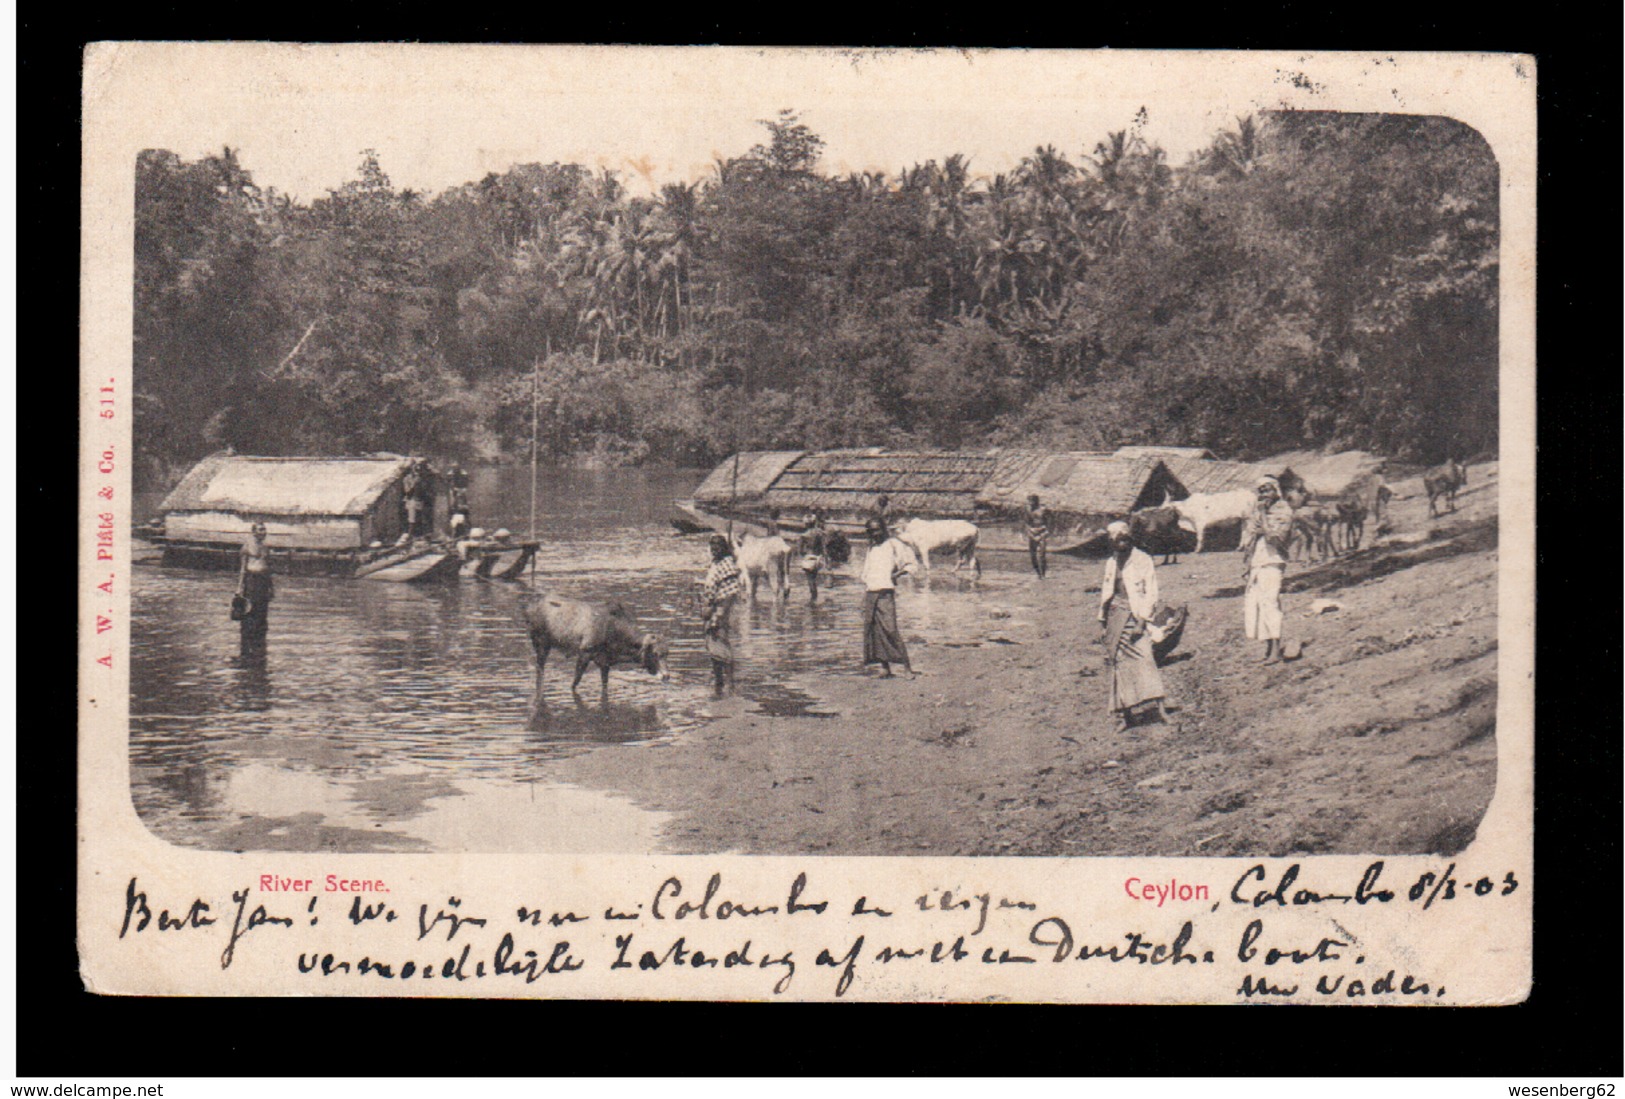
524,696,665,742
517,592,671,721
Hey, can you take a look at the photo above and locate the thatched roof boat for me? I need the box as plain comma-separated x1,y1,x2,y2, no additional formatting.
149,452,535,579
759,450,999,517
976,452,1187,551
679,445,1393,556
159,453,413,539
680,449,1186,554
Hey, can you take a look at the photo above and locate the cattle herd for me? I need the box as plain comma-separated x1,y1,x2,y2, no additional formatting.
1127,480,1387,564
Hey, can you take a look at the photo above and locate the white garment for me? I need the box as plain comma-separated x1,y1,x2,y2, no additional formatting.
1241,500,1293,567
861,539,917,591
1251,537,1283,568
1099,548,1159,621
1245,563,1284,640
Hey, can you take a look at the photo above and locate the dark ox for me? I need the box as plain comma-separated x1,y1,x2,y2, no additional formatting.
517,593,670,715
1335,496,1369,551
1129,506,1190,565
1424,459,1468,518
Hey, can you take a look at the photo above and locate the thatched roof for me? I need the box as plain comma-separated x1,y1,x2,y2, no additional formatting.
977,452,1186,518
1115,445,1216,461
1263,449,1389,496
692,448,1196,526
159,454,415,517
765,451,998,516
692,451,805,506
1158,455,1262,496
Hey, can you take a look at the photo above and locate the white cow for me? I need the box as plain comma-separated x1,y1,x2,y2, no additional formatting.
734,533,791,601
894,518,981,579
1170,490,1255,552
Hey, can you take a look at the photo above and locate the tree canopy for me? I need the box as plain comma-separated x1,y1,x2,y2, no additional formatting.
133,109,1499,487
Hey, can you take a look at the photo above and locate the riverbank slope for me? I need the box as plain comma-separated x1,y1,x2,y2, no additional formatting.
555,466,1501,857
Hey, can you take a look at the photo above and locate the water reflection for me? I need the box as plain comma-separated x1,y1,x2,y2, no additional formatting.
524,698,665,744
225,652,273,712
132,466,1051,853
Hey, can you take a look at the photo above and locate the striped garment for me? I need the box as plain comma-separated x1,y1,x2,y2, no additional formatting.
703,557,745,603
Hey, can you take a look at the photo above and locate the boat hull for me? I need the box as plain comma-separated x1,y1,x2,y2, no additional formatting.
148,531,541,582
487,546,536,579
356,550,460,583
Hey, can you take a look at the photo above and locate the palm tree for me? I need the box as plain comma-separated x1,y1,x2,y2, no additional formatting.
1200,115,1266,181
655,181,699,349
1085,123,1173,251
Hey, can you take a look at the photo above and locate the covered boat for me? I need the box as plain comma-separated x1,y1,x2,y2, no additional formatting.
148,453,536,580
676,449,1187,555
975,452,1188,552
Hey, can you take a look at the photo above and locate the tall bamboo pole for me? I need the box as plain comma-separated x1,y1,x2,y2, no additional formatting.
528,340,545,580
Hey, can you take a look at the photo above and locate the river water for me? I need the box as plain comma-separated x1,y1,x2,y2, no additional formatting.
131,466,1051,853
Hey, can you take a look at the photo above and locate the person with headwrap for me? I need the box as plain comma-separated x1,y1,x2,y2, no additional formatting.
1239,474,1294,662
699,534,744,697
798,509,830,603
859,517,918,677
1096,520,1169,730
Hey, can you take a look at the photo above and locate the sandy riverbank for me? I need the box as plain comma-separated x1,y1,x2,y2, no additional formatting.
553,467,1500,857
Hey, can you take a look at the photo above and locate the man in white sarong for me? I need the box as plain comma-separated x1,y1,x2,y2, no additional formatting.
860,518,918,678
1239,474,1294,662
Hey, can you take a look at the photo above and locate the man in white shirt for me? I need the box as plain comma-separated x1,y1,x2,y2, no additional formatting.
860,518,918,677
1238,475,1294,663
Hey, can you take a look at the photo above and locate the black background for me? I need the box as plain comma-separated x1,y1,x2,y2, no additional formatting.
20,10,1619,1079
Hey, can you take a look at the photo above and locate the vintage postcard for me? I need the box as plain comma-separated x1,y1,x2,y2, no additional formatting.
79,45,1534,1002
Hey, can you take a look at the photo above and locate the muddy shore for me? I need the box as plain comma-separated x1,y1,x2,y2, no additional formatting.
554,468,1499,858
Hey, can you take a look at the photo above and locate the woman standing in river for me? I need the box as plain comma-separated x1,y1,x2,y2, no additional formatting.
700,534,744,698
237,522,275,655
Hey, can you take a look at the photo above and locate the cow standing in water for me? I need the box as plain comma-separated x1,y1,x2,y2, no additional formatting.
893,518,981,580
517,593,669,716
734,532,792,601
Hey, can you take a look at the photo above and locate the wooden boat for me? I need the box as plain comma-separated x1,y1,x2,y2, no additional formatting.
681,448,1192,557
486,545,536,579
148,452,542,581
355,548,460,583
451,539,539,580
670,501,715,535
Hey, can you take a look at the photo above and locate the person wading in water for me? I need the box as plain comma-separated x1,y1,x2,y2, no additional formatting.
699,534,744,698
1096,520,1169,733
860,518,918,678
799,510,830,603
237,521,275,656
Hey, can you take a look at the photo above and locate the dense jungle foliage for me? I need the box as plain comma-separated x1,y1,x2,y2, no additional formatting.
134,109,1498,485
